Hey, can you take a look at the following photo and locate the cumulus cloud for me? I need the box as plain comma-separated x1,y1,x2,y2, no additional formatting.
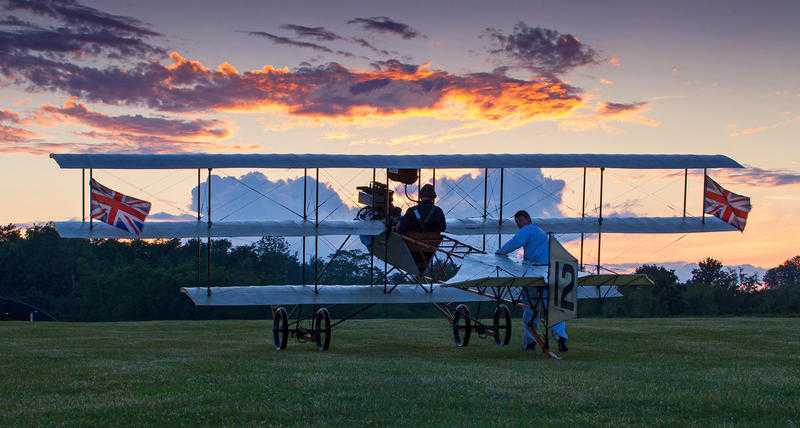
347,16,423,40
184,169,566,234
149,212,196,221
483,23,599,76
430,169,566,220
190,172,357,222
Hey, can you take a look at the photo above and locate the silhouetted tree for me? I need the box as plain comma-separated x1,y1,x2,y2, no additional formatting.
1,224,799,321
763,256,800,290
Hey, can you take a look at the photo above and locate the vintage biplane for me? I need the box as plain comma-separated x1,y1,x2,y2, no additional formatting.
50,153,744,358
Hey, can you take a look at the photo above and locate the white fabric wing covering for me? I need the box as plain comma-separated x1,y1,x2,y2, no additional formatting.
181,283,618,306
53,216,735,239
448,216,737,234
54,220,384,239
181,284,491,306
446,254,548,285
445,254,622,298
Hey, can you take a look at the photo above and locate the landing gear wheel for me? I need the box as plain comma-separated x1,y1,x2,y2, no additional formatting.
313,308,331,352
452,304,472,347
492,304,512,346
272,307,289,350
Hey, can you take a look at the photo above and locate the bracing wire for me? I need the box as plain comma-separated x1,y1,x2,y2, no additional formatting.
218,172,303,219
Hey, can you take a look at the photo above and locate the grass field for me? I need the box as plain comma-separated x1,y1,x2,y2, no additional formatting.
2,317,799,426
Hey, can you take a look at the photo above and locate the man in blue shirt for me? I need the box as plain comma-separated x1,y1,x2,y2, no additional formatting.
496,210,569,353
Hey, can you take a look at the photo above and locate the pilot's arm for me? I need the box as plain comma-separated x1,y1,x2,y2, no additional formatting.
397,208,415,234
432,206,446,233
496,228,528,255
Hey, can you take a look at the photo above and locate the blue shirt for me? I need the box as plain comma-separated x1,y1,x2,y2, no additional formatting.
495,223,549,264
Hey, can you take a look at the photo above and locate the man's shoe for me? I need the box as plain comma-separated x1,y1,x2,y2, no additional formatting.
557,337,568,353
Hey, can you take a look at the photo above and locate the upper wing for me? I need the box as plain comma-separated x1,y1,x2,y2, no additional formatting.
53,215,735,239
51,153,743,170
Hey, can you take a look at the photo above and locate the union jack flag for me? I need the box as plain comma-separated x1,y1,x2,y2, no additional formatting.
90,179,152,237
704,176,751,232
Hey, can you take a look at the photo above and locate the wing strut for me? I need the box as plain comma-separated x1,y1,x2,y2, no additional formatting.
369,168,376,286
597,167,604,275
702,168,707,224
314,168,320,294
498,168,504,249
89,169,93,230
302,168,307,286
196,169,201,287
580,167,586,270
682,168,688,217
207,168,212,296
482,168,488,252
81,169,86,224
383,171,390,294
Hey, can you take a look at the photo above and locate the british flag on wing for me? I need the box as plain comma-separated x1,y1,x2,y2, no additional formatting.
704,176,752,232
90,179,152,237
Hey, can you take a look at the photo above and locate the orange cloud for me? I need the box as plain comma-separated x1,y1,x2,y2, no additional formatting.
211,58,584,124
0,109,22,123
729,115,800,137
0,108,42,153
0,124,37,143
12,50,584,125
3,100,238,155
669,168,800,188
559,101,659,133
37,99,232,141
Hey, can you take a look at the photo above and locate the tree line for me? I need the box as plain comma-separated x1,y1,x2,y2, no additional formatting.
0,224,798,321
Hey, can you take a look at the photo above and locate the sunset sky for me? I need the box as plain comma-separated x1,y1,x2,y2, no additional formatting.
1,0,798,270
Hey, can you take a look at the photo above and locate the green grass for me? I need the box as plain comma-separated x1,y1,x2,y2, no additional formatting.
2,317,799,427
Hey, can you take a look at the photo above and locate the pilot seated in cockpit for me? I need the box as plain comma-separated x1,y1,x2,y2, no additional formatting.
396,184,446,273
